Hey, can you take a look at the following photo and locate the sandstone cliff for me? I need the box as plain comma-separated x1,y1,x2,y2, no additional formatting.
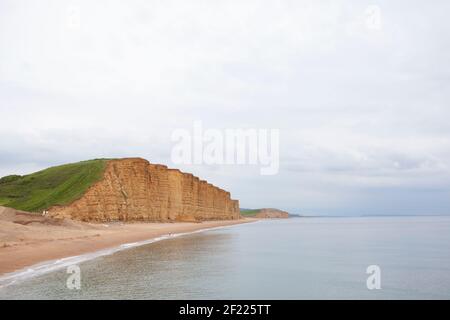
48,158,240,222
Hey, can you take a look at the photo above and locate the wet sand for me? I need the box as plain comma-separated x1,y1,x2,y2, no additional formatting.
0,206,255,275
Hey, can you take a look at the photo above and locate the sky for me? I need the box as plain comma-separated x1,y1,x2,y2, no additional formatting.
1,0,450,215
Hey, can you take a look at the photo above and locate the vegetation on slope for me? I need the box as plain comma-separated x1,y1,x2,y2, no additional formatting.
240,208,261,217
0,159,108,212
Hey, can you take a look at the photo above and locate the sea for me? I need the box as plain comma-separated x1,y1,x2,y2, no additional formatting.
1,216,450,299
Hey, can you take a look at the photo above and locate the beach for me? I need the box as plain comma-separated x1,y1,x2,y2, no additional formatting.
2,216,450,299
0,206,255,276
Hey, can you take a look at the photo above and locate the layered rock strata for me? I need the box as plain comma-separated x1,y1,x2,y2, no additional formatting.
48,158,240,222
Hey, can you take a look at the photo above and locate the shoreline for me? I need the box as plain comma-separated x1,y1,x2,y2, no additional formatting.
0,218,257,280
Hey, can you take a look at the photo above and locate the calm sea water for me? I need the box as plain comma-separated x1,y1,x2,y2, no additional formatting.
1,216,450,299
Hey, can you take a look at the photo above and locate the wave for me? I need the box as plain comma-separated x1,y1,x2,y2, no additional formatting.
0,222,257,289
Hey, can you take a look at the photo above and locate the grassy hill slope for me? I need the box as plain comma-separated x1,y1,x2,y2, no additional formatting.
0,159,108,212
240,208,262,217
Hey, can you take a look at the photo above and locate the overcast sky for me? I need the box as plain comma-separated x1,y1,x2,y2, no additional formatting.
1,0,450,215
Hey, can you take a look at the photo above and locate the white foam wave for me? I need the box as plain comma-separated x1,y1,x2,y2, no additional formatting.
0,222,256,289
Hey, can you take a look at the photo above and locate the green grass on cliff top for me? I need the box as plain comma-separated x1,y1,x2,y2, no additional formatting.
240,208,261,217
0,159,108,212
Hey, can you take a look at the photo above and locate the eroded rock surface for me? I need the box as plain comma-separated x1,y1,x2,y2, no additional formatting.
48,158,240,222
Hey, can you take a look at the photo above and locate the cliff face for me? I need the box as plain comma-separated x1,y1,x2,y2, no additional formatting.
48,158,240,222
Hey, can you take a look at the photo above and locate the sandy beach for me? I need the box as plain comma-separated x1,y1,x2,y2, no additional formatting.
0,206,255,276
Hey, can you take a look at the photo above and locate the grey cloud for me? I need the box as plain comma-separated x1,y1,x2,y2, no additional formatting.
1,0,450,215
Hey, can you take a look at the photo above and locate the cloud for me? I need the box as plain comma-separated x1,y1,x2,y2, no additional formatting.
1,0,450,215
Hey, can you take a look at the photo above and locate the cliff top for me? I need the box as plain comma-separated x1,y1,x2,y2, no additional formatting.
0,159,108,212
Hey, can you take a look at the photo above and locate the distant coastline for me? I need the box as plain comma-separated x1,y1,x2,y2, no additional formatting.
240,208,290,219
